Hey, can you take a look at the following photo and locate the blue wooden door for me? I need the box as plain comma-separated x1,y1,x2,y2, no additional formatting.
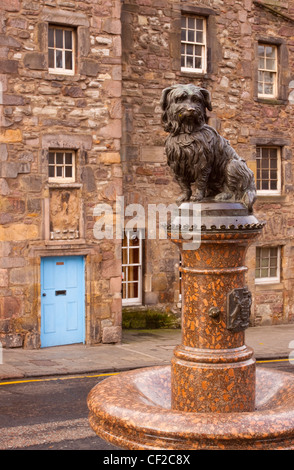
41,256,85,347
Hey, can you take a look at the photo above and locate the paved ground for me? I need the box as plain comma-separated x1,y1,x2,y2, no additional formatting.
1,324,294,380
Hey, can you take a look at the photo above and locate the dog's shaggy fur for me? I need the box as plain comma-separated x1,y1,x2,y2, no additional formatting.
161,84,256,212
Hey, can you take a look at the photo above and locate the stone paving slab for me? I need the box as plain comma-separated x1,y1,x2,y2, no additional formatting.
0,325,294,380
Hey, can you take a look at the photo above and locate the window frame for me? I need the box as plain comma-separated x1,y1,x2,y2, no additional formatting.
256,146,282,196
48,149,76,184
255,246,281,285
122,229,143,306
48,25,76,76
257,43,278,99
180,14,207,74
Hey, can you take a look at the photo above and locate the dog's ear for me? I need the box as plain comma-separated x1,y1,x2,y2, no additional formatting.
160,86,177,130
160,86,176,111
199,88,213,111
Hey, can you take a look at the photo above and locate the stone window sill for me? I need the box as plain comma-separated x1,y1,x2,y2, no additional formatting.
48,183,82,189
255,98,288,105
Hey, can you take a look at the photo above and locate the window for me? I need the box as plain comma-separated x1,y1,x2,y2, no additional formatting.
255,246,280,284
258,44,278,98
256,146,281,195
48,25,75,75
122,230,143,305
181,16,206,73
48,150,75,183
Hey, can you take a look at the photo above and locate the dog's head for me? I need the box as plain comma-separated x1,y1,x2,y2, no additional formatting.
160,84,212,135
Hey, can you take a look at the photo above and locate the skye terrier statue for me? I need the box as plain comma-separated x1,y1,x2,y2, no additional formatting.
160,84,256,212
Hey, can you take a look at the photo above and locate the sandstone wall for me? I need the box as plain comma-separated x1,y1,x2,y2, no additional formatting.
0,0,122,347
121,0,294,325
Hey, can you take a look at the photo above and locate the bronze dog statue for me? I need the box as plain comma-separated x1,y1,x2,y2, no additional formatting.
160,84,256,212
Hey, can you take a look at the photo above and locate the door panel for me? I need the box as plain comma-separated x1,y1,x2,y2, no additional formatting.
41,256,85,347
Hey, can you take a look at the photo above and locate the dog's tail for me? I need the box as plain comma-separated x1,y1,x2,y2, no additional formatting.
242,189,256,213
227,159,257,213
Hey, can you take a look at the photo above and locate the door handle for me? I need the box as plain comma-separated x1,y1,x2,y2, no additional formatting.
42,293,46,297
55,290,66,296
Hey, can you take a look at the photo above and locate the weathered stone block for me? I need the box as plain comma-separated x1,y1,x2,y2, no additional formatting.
102,18,121,35
0,59,18,74
0,161,30,178
102,326,121,344
23,52,47,70
0,0,20,12
0,129,22,143
80,59,100,77
99,152,121,164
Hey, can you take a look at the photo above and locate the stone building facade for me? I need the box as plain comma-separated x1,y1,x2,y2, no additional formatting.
0,0,293,348
0,0,122,348
121,0,294,326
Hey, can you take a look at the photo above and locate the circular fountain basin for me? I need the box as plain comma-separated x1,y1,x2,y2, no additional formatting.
88,365,294,450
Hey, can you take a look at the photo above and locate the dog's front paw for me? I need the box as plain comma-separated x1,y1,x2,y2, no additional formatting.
176,193,191,204
190,190,204,202
215,192,233,201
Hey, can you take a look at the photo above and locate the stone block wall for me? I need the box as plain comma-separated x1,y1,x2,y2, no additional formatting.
121,0,294,325
0,0,122,347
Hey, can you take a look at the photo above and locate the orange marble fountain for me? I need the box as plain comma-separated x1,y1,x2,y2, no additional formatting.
88,201,294,450
88,85,294,450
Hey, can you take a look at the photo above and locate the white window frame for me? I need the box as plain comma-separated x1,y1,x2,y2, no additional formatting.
257,43,278,99
48,25,76,76
122,229,143,306
48,150,76,183
255,246,281,285
256,146,281,196
181,15,207,74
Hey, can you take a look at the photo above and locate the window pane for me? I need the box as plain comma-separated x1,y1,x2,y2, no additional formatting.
122,248,128,264
270,268,277,277
258,45,265,56
65,153,72,164
188,17,195,29
128,282,138,298
48,48,54,68
187,56,193,68
129,248,139,264
56,166,63,177
55,28,63,48
194,45,202,57
196,31,203,43
264,83,274,95
266,59,275,71
188,29,195,42
56,153,64,165
196,18,203,30
187,44,193,55
194,57,202,69
49,152,55,164
49,166,55,177
264,71,274,83
181,29,186,41
65,50,73,70
266,45,275,58
65,166,72,178
64,30,72,49
48,27,54,47
56,49,63,68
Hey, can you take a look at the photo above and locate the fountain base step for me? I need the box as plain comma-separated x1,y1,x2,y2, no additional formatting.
88,365,294,450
